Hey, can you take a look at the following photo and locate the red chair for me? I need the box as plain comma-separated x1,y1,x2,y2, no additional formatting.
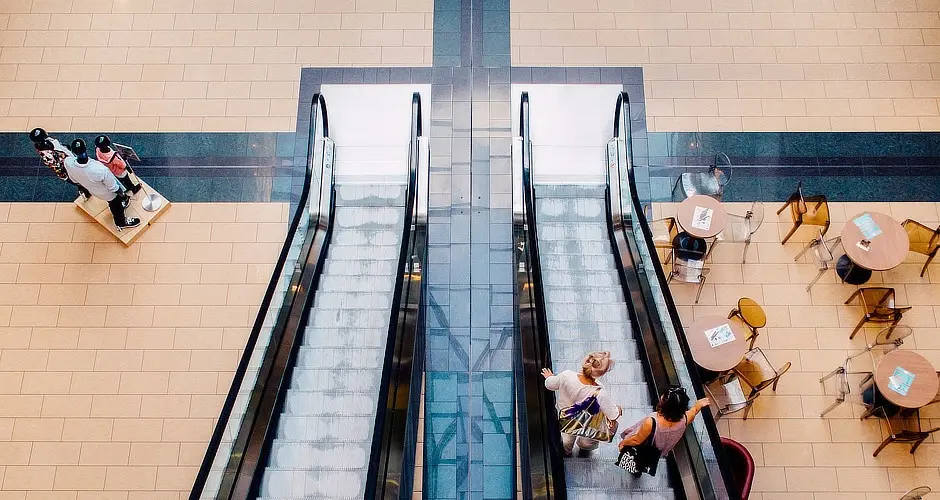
720,437,754,499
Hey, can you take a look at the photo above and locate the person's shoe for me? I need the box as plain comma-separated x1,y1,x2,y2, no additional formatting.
130,184,142,194
117,218,141,231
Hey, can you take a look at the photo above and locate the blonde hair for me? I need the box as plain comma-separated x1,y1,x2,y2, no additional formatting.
581,351,614,379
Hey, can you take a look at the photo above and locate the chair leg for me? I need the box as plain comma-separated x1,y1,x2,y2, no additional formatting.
911,437,927,454
780,222,801,244
772,374,781,391
776,199,792,216
819,397,844,417
849,315,868,340
872,437,893,457
922,252,936,277
806,268,826,292
705,238,717,260
884,319,901,339
742,402,753,420
694,276,706,304
860,405,878,420
794,239,817,261
844,289,861,305
741,237,752,264
747,331,758,350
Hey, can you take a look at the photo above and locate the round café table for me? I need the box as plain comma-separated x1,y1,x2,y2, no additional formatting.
686,315,749,373
874,350,939,409
677,195,727,239
838,212,910,285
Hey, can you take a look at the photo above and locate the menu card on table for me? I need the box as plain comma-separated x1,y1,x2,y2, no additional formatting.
887,366,916,397
704,323,735,348
853,213,883,240
690,206,714,231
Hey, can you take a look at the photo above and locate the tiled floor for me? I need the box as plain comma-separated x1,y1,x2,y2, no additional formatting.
0,0,433,133
512,1,940,132
655,200,940,499
0,201,287,499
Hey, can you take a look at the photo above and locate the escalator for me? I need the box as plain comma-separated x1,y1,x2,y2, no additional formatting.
514,92,735,500
190,92,427,500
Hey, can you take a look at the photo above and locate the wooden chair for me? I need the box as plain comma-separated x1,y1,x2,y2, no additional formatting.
734,347,791,398
650,216,679,262
867,406,940,457
705,373,759,420
777,181,831,244
901,219,940,277
844,287,912,340
728,297,766,349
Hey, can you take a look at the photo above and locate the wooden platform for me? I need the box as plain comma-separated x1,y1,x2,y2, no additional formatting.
73,180,171,246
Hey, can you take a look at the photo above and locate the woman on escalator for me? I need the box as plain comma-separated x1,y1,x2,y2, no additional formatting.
617,386,710,477
542,351,622,457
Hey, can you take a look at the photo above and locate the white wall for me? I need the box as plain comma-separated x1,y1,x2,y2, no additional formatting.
510,84,623,184
320,84,431,182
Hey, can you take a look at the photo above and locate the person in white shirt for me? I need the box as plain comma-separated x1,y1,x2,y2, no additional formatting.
64,139,140,230
542,351,623,456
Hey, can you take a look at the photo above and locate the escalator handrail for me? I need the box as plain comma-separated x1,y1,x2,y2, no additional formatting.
213,92,337,500
515,91,567,500
189,93,329,500
612,91,736,498
365,92,426,500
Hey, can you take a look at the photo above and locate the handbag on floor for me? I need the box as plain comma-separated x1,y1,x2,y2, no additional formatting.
557,388,615,442
615,417,661,476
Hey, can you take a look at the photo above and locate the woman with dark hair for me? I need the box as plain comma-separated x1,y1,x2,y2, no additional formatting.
617,386,710,477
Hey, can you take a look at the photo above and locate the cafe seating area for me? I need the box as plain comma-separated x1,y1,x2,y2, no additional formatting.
653,184,940,496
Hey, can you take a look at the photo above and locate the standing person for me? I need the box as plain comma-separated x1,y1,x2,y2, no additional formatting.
542,351,622,456
617,386,710,477
28,128,90,199
94,135,141,194
64,139,140,231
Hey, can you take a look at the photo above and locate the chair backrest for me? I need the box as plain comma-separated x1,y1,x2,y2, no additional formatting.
900,486,932,500
743,347,790,392
902,219,940,256
746,201,764,234
874,325,913,346
673,255,708,283
720,437,754,500
811,229,835,267
711,152,733,188
651,217,678,246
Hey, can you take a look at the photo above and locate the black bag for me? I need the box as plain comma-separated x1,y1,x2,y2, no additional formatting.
615,417,661,476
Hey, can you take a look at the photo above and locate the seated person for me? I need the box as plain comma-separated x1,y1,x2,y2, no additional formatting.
64,139,140,231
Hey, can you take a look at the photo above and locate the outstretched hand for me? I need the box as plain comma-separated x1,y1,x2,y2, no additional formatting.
541,368,554,379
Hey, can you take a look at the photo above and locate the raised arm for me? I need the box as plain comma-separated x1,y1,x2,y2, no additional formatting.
542,368,561,390
685,398,711,423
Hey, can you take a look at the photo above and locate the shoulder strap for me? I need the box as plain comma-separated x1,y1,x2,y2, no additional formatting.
643,417,657,446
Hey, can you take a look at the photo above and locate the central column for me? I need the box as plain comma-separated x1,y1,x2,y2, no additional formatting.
424,0,514,499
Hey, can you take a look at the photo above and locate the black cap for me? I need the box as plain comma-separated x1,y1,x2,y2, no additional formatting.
70,139,86,155
94,135,110,149
29,128,47,143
